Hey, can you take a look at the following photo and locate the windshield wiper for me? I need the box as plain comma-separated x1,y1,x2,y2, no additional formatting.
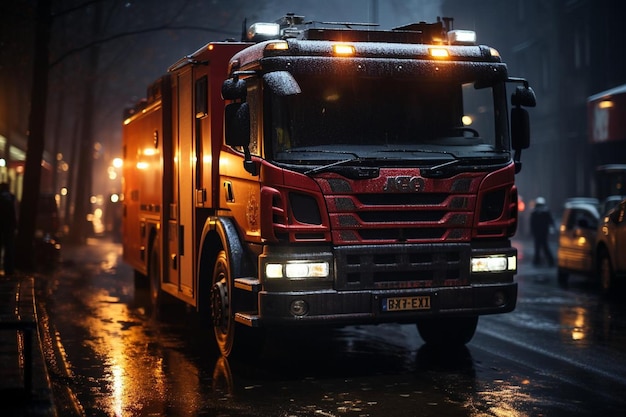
304,157,380,179
420,159,460,178
377,148,463,178
304,156,359,175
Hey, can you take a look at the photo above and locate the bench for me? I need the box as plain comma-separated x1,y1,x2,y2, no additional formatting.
0,276,37,395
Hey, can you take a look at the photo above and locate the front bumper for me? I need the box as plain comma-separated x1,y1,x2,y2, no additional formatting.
256,282,517,326
254,241,517,326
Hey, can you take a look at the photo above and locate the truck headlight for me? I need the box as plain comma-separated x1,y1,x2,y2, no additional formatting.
471,255,516,273
265,261,330,279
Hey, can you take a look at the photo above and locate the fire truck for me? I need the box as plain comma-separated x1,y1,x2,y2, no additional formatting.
122,14,536,357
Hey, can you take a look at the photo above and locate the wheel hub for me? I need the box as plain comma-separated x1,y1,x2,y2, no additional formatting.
210,281,229,329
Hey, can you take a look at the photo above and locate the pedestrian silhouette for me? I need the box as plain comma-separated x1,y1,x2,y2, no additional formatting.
0,182,17,275
530,196,555,267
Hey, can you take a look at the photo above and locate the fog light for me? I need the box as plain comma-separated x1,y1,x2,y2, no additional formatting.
290,300,309,316
493,291,506,307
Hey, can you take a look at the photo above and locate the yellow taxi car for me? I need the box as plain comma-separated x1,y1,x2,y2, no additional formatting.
557,198,601,285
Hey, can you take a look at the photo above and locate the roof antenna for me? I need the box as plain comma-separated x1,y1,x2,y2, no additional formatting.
441,17,454,32
240,18,247,41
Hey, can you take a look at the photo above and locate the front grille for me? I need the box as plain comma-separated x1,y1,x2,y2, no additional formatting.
315,170,482,244
335,243,471,290
357,193,448,206
358,228,446,240
358,210,443,222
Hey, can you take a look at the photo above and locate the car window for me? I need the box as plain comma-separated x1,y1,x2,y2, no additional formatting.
566,208,597,230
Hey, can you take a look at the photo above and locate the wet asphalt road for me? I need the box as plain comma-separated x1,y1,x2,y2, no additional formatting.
37,237,626,417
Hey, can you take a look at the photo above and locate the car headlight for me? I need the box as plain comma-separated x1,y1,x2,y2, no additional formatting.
471,255,516,273
265,261,330,279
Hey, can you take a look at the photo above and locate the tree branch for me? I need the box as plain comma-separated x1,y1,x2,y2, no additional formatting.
49,24,240,69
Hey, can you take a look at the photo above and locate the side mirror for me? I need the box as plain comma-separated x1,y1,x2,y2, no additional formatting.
511,85,536,108
511,107,530,151
511,107,530,174
224,102,258,176
224,102,250,147
507,80,536,174
222,78,247,100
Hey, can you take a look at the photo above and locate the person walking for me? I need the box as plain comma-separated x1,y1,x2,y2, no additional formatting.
0,182,17,275
530,196,555,267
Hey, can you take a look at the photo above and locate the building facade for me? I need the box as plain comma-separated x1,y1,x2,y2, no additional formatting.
442,0,626,218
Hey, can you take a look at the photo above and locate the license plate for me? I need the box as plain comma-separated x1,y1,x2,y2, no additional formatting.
383,296,431,312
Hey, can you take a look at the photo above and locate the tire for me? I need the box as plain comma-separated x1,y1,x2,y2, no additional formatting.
210,250,264,358
417,316,478,347
211,250,238,357
598,249,614,294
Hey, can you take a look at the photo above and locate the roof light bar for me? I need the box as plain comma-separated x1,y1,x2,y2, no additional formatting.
247,22,280,42
332,44,356,56
448,30,476,45
265,40,289,51
429,47,449,58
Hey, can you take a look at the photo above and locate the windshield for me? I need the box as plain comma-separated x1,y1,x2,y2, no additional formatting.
268,75,509,165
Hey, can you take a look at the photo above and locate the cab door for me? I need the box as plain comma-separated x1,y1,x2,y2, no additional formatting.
167,66,196,302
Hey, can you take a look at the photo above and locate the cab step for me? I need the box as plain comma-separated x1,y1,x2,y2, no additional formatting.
235,312,260,327
234,277,260,292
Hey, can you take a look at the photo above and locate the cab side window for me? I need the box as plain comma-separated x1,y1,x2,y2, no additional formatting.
247,80,260,156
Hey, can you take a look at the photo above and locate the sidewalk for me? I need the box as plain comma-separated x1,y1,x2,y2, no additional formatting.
0,272,56,416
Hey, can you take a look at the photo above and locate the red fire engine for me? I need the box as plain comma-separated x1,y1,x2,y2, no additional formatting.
122,14,536,357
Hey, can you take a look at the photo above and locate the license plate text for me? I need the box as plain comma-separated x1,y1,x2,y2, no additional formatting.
383,296,431,312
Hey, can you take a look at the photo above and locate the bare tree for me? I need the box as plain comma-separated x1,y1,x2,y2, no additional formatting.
65,1,103,244
15,0,52,271
13,1,269,263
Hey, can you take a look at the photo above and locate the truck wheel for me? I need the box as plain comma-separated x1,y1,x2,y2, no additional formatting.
210,250,265,358
416,316,478,346
211,250,237,357
598,249,614,293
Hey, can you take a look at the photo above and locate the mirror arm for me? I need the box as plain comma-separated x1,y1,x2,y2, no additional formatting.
514,149,522,174
243,147,259,176
507,77,529,88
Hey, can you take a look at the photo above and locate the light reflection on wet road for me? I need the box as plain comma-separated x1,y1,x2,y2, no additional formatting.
40,237,626,416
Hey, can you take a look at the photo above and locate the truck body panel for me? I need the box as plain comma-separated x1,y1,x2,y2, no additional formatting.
122,77,171,277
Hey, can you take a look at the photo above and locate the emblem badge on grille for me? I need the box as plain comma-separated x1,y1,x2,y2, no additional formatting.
383,176,425,192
